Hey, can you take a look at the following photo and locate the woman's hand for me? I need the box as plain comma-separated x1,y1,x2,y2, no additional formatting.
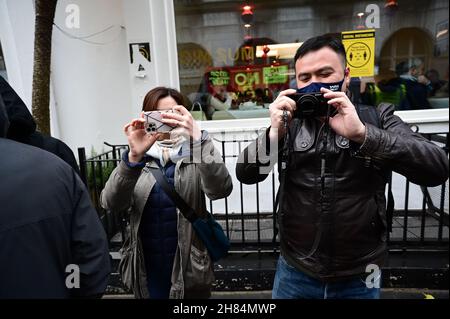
123,114,160,163
161,105,202,141
321,87,366,144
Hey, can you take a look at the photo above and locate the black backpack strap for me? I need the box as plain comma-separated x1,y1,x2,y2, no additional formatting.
149,166,197,223
355,103,395,233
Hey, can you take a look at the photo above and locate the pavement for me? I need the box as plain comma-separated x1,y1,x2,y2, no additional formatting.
103,288,449,299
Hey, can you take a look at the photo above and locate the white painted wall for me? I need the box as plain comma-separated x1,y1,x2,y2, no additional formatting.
51,0,132,153
0,0,180,154
0,0,35,108
122,0,180,116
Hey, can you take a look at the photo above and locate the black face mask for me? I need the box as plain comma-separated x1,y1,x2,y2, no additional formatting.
297,78,345,93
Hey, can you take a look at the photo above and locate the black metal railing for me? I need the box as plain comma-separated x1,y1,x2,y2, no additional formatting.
78,132,449,252
78,143,129,241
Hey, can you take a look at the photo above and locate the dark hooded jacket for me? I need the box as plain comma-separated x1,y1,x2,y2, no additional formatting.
0,76,80,175
0,96,111,298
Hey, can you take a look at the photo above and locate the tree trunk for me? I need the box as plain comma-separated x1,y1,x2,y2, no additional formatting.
32,0,58,135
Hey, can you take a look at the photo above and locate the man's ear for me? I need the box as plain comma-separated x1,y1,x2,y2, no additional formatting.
344,67,351,87
344,67,350,77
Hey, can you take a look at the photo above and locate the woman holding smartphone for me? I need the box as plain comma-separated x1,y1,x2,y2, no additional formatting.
101,86,232,299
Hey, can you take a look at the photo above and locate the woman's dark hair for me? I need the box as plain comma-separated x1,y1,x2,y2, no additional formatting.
294,34,347,69
142,86,187,111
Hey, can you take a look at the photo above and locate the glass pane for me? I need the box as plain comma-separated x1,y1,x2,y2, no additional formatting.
174,0,449,118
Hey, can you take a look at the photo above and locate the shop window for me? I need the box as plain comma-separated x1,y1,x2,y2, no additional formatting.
174,0,449,120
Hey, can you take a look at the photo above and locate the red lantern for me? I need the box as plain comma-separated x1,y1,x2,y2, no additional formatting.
241,5,254,25
262,45,270,58
384,0,398,8
384,0,398,16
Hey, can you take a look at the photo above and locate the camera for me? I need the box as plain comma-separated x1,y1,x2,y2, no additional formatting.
143,110,176,134
286,91,336,119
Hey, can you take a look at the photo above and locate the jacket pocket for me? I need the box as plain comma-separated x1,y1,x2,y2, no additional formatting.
335,134,350,149
184,244,214,291
333,195,384,264
293,120,316,152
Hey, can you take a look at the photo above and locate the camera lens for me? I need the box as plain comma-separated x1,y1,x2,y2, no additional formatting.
298,94,318,116
146,122,156,133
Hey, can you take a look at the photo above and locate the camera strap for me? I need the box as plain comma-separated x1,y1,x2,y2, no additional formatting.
296,107,332,261
281,110,290,170
274,110,290,246
277,109,323,261
277,105,334,262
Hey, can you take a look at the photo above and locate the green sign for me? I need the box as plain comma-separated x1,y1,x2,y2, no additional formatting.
209,70,230,86
263,65,288,84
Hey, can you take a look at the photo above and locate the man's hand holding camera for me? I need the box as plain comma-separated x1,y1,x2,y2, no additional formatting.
268,87,366,145
268,88,297,141
322,87,366,144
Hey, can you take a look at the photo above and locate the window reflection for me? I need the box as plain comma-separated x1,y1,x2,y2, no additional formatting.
174,0,449,120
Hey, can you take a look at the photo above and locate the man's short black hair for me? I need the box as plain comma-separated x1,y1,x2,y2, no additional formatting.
294,34,347,69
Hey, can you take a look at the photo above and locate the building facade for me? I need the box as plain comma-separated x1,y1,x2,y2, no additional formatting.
0,0,448,151
0,0,448,216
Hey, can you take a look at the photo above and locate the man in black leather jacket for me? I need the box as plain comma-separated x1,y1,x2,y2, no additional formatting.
236,35,448,299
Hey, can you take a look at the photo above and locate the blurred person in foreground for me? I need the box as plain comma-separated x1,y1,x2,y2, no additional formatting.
0,95,110,299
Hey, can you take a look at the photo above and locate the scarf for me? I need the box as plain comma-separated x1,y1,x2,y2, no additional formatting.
146,136,189,166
